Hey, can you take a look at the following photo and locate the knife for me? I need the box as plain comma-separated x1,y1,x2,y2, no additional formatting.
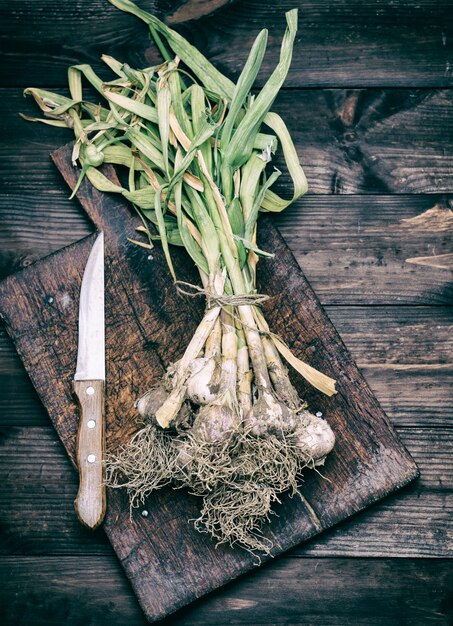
73,232,106,530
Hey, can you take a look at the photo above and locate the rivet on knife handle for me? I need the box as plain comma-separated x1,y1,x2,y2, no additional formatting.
74,379,106,529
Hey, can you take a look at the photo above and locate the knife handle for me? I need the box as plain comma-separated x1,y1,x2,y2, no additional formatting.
73,379,106,530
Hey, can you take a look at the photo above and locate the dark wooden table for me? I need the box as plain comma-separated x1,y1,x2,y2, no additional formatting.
0,1,452,624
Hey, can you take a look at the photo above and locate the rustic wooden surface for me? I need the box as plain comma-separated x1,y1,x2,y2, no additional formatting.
0,140,418,620
0,0,452,624
1,0,452,87
4,89,453,197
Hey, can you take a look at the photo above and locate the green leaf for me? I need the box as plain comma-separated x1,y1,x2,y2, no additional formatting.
123,186,156,209
177,208,209,275
240,153,267,224
168,68,192,139
244,168,280,241
260,111,308,211
127,126,165,171
157,81,171,175
82,120,120,132
191,85,212,174
253,132,278,153
166,225,184,246
85,166,125,193
233,235,275,258
101,55,129,79
184,186,220,274
167,120,217,200
107,0,235,100
221,28,268,147
154,186,176,280
223,9,298,169
68,67,83,102
102,145,142,169
82,101,111,121
104,91,159,123
227,197,247,267
23,88,74,111
71,64,105,95
174,152,209,276
19,114,69,128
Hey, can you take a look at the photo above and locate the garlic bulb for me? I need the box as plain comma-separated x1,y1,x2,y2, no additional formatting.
191,404,239,444
135,384,168,419
245,391,296,436
136,384,191,428
293,414,335,465
186,357,221,405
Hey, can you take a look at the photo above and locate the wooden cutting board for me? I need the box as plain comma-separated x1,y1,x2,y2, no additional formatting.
0,143,419,622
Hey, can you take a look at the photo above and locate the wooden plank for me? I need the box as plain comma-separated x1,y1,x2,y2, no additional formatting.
300,425,453,557
326,307,453,365
0,426,450,558
1,556,452,626
2,306,450,367
2,192,452,303
3,362,450,428
275,89,453,194
276,195,453,305
2,305,451,427
1,0,452,87
4,89,453,195
0,193,91,279
0,556,145,626
360,365,452,428
0,143,418,620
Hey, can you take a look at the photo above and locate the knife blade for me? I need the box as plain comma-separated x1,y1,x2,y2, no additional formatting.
73,232,106,529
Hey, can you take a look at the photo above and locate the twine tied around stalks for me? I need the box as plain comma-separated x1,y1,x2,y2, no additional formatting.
175,281,271,309
174,281,337,397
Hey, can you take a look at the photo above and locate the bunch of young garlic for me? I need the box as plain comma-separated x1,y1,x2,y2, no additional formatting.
24,0,336,555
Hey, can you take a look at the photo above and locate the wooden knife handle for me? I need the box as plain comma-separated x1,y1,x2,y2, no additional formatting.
73,379,106,529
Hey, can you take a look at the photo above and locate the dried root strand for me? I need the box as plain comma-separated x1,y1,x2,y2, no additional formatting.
174,425,242,494
105,425,178,508
194,482,277,557
237,429,309,495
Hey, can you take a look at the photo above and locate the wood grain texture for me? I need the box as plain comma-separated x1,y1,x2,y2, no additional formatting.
0,143,418,621
73,379,106,530
1,192,452,304
1,0,452,622
1,556,452,626
2,305,452,427
1,0,452,88
0,364,449,426
0,426,450,558
4,89,453,196
276,195,453,305
0,192,91,279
